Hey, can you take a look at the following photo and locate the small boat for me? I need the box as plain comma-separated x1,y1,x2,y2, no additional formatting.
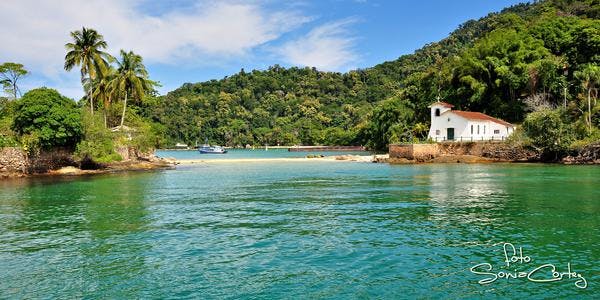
198,144,228,154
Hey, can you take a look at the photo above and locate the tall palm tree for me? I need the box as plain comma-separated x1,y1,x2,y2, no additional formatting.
64,27,113,115
113,50,152,128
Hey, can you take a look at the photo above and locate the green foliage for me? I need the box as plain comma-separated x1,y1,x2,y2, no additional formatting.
0,135,18,148
0,103,18,148
74,113,121,163
113,50,155,127
141,66,373,147
505,127,532,148
0,62,29,99
360,96,415,150
64,27,113,81
127,122,160,153
64,27,114,117
522,109,575,157
570,127,600,149
574,64,600,131
136,0,600,150
12,88,82,149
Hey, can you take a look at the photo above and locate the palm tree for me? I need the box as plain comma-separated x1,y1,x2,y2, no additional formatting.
113,50,152,128
575,64,600,132
86,66,116,127
64,27,113,115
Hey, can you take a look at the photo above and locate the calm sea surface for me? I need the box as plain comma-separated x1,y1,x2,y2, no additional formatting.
1,150,598,299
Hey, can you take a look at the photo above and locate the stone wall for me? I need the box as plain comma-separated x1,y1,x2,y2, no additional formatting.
27,148,76,173
389,144,439,161
116,146,154,161
0,147,76,175
0,147,28,174
390,141,538,162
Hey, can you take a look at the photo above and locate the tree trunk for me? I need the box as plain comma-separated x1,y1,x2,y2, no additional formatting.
12,82,17,99
588,88,592,132
89,79,94,116
120,90,128,128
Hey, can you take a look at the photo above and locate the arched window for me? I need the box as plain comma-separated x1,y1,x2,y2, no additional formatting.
471,125,473,134
435,108,440,116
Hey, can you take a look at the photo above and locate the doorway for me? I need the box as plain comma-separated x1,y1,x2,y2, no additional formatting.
447,128,454,140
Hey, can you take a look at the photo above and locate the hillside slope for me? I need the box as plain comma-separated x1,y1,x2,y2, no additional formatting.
141,0,600,149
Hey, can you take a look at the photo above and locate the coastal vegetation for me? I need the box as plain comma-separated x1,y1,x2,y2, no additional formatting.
138,0,599,158
64,27,113,117
0,27,159,165
12,88,82,150
0,62,29,99
0,0,599,166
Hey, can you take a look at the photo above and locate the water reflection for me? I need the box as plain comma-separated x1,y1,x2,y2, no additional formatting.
0,173,155,298
428,165,509,226
1,163,598,299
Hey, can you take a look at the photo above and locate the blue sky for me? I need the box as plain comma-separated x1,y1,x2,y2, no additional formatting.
0,0,528,99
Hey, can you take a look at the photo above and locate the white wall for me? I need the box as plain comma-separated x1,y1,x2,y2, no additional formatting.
456,121,513,142
428,104,514,142
428,104,468,141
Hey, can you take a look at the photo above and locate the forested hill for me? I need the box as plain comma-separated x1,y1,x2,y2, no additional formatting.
141,0,600,149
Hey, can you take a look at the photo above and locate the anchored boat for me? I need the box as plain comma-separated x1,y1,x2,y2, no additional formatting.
198,144,228,154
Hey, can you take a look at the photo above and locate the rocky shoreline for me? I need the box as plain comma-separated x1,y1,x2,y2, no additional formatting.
2,143,598,179
562,142,600,165
1,159,174,179
0,146,175,178
387,141,600,165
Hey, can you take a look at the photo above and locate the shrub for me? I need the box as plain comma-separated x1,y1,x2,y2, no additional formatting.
0,135,18,148
522,108,575,159
74,113,121,163
570,127,600,149
361,96,415,150
12,88,82,149
505,126,532,148
120,113,161,152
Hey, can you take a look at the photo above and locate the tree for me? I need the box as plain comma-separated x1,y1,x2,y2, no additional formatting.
522,109,574,159
64,27,113,115
88,66,117,127
361,96,415,151
113,50,153,128
0,62,29,99
574,64,600,132
12,88,82,149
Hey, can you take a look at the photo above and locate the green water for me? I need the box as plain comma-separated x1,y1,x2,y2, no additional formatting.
0,158,598,298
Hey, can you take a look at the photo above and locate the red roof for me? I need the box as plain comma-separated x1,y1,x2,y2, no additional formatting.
450,110,514,127
429,101,454,108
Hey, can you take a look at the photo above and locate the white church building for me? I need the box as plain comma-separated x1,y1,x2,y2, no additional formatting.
427,101,515,142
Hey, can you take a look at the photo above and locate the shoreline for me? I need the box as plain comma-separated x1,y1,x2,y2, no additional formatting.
173,154,386,165
2,152,597,179
1,160,174,179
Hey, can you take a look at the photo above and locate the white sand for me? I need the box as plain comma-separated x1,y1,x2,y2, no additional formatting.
174,154,388,165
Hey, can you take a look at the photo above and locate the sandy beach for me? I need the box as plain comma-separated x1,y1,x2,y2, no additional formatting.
173,154,388,165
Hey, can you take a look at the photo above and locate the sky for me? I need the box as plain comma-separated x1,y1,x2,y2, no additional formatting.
0,0,529,99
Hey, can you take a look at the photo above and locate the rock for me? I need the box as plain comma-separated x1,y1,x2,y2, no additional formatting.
562,142,600,164
52,166,82,175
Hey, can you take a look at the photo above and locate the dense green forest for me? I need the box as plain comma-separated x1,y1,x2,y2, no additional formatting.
138,0,599,151
1,0,599,162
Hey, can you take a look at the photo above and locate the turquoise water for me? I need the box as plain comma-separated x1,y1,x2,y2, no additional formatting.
155,149,372,160
0,154,599,298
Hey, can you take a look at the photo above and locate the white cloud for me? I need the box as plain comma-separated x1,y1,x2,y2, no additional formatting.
275,18,359,71
0,0,310,97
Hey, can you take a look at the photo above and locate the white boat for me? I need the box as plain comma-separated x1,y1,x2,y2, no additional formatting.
198,144,227,154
